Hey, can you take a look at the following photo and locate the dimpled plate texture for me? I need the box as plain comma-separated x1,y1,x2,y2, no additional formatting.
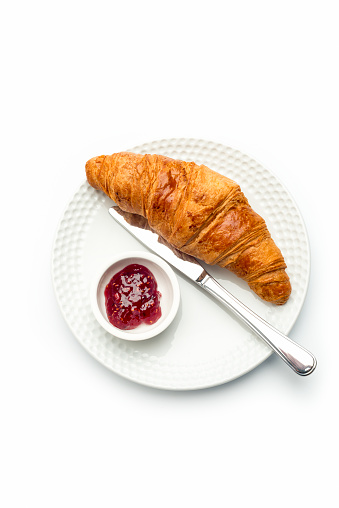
52,139,310,390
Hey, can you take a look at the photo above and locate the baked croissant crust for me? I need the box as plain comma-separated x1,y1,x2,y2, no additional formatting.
86,152,291,304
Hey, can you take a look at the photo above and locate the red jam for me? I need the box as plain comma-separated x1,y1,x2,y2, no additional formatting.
104,263,162,330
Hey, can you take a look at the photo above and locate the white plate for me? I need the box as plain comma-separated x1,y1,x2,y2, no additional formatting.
52,138,310,390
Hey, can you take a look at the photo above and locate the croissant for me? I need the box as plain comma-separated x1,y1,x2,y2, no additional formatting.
86,152,291,304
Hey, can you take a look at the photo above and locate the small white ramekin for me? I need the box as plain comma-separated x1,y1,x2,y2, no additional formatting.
90,251,180,341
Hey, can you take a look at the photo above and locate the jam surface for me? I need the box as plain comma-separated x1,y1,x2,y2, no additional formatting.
104,263,162,330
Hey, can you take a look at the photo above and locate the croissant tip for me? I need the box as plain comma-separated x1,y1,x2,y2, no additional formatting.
85,155,106,190
248,276,292,305
85,155,104,171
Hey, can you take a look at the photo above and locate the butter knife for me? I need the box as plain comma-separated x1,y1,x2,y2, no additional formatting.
109,206,316,376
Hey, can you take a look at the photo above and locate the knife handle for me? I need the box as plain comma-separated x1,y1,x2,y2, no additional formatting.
196,270,316,376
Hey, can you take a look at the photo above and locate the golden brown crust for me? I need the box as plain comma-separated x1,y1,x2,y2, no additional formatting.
85,152,291,304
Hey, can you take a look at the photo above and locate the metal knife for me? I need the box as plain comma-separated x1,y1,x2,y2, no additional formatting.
109,206,317,376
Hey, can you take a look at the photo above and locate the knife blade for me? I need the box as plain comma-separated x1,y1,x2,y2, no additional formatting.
108,205,317,376
109,206,205,281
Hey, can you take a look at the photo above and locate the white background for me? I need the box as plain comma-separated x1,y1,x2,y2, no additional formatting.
1,1,338,507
